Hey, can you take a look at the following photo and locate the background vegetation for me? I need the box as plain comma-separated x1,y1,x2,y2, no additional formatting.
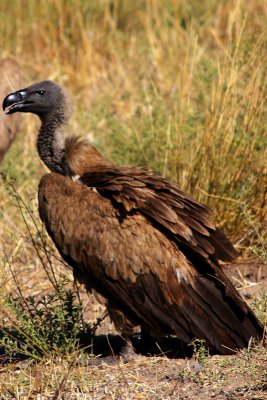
0,1,266,398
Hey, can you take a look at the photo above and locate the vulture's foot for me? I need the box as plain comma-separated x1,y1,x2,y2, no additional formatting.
119,341,139,363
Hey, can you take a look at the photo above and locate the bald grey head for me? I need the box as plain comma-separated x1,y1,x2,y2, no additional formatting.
2,80,72,123
3,80,73,175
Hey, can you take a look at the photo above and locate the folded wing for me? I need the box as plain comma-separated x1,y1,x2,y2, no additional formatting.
38,172,263,354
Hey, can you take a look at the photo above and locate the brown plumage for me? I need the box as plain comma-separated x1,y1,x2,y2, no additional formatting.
0,57,23,162
3,81,264,355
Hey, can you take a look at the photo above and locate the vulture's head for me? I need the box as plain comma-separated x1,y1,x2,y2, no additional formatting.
2,80,72,121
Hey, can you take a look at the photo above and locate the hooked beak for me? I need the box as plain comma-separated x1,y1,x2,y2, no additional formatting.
2,90,29,114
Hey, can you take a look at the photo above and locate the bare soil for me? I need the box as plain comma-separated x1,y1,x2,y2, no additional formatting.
0,258,266,399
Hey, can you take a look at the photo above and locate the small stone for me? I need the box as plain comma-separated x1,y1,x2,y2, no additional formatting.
191,362,203,373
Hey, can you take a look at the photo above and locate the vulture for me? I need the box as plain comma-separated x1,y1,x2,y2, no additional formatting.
0,57,23,162
2,81,264,357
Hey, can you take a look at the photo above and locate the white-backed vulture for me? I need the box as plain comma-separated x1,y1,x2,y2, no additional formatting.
0,57,23,162
2,81,264,356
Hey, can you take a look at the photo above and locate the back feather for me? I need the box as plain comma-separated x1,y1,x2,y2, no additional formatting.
80,165,239,265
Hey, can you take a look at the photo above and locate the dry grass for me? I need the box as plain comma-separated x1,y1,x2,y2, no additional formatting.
0,333,266,399
0,1,266,399
0,0,266,245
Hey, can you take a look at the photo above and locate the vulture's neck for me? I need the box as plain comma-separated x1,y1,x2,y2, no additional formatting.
37,112,68,175
37,111,111,177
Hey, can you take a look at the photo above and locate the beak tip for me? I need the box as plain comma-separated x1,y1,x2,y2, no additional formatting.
2,92,23,113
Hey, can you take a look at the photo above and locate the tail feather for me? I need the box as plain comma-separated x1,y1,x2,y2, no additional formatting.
177,274,263,354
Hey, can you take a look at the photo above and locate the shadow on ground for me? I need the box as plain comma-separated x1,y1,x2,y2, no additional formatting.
81,332,194,360
0,330,193,366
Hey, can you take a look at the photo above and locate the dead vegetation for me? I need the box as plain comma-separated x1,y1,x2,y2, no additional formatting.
0,0,266,398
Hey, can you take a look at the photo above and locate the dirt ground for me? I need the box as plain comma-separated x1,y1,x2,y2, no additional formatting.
0,258,266,399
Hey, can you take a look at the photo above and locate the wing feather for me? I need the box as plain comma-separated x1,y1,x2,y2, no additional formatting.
38,172,263,354
80,166,238,263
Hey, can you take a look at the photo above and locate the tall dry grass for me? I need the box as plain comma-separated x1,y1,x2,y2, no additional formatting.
0,2,266,397
0,0,266,256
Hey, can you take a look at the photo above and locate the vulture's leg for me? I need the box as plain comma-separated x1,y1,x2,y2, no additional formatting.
139,326,153,355
106,304,141,361
120,326,154,360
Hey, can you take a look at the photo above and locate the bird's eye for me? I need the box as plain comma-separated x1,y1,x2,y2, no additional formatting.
36,90,45,96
